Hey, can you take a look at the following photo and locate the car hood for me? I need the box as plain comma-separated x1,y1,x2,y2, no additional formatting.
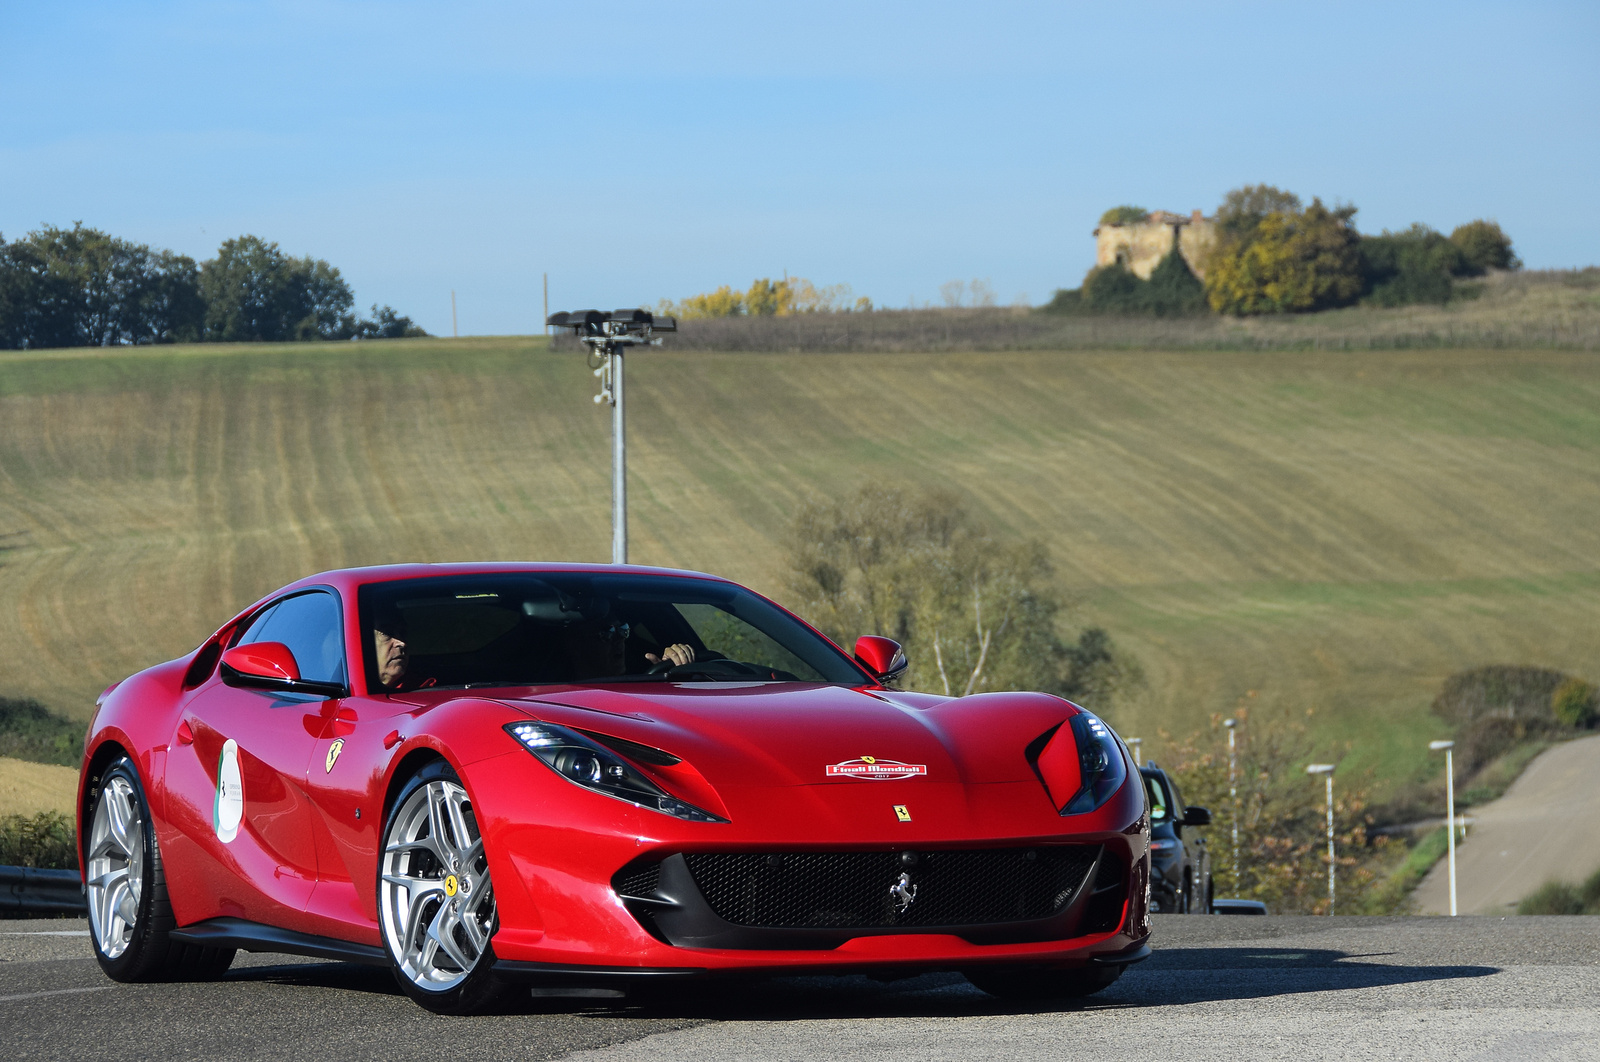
495,682,1077,789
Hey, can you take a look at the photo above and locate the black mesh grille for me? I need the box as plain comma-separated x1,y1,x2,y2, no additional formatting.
613,862,661,898
683,846,1099,929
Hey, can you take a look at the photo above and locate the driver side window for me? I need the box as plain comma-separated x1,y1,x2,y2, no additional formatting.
237,591,346,686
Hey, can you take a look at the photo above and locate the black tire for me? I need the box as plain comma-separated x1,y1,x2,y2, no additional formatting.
965,964,1122,1000
86,756,236,982
378,759,514,1016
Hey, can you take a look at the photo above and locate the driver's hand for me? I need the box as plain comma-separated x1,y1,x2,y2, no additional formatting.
645,643,695,667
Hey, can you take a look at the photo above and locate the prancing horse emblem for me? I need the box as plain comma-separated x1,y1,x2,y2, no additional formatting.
889,871,918,913
325,739,345,774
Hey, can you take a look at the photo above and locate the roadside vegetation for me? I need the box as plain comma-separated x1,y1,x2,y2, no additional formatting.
1518,867,1600,915
0,810,76,869
0,697,83,767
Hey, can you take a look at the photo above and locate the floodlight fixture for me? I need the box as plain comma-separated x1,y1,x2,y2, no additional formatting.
546,308,677,564
1306,763,1336,914
1429,740,1459,915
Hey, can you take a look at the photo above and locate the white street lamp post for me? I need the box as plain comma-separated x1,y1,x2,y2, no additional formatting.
1225,719,1239,888
1128,737,1142,767
1307,763,1336,914
1430,739,1458,917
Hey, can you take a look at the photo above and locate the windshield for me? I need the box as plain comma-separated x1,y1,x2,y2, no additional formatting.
357,572,867,692
1144,773,1171,823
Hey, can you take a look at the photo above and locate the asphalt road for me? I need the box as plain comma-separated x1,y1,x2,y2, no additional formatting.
3,915,1597,1061
1415,734,1600,915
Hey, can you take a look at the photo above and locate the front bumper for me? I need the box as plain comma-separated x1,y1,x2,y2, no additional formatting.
468,752,1151,975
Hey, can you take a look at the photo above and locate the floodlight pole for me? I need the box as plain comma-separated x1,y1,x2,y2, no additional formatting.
545,309,676,567
1307,763,1336,914
610,349,626,564
1431,740,1457,916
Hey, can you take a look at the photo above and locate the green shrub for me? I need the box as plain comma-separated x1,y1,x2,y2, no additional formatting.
1430,665,1567,727
1360,224,1467,307
1038,288,1084,315
1082,263,1146,313
1098,205,1149,227
1204,198,1364,315
1075,253,1207,317
1551,678,1599,728
1450,219,1520,275
0,811,77,869
0,697,83,767
1517,867,1600,915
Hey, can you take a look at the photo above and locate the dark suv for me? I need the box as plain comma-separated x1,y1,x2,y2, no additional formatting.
1142,763,1212,914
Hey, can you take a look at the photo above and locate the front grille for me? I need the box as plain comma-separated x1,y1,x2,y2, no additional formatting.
683,846,1099,929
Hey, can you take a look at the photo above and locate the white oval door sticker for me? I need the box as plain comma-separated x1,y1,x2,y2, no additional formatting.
214,738,243,843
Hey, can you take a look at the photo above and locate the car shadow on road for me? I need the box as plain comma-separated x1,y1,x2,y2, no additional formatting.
217,946,1500,1020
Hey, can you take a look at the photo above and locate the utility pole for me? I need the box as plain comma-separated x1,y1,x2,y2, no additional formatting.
1307,763,1336,914
1430,740,1458,916
542,274,549,336
451,290,459,338
545,309,676,564
1127,737,1141,767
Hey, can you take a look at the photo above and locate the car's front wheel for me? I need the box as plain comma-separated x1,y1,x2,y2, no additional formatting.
86,756,235,981
965,964,1122,1000
378,760,511,1015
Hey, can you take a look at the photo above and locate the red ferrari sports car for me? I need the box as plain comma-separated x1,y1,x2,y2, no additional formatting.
78,563,1150,1013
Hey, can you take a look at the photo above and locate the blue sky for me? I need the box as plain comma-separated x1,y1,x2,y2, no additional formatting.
2,1,1595,335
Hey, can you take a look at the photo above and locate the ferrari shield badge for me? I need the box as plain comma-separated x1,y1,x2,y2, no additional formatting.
826,756,927,780
213,738,243,844
894,804,912,822
325,738,345,774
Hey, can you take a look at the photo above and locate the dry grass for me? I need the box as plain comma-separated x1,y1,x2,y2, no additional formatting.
2,336,1599,800
0,757,78,818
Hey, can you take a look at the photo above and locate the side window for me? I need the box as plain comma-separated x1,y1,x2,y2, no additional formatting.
239,592,346,686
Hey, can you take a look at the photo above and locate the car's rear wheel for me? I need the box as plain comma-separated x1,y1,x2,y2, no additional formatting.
378,760,511,1015
87,756,236,981
965,964,1122,1000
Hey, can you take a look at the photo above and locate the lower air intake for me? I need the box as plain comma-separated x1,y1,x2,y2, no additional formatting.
683,846,1099,929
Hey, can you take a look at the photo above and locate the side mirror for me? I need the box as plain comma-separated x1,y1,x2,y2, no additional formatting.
1182,806,1212,827
220,643,345,698
853,636,908,685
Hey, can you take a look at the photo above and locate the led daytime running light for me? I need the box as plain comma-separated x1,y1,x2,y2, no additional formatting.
504,721,725,823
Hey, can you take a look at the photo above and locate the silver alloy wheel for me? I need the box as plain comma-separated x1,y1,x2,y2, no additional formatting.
379,778,495,991
87,775,144,960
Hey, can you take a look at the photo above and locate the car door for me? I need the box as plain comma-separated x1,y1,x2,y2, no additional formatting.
162,589,347,931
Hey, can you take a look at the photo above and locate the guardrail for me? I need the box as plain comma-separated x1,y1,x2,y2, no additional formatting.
0,865,86,915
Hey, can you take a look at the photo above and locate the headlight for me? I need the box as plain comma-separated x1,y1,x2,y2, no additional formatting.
1030,710,1130,816
503,721,726,823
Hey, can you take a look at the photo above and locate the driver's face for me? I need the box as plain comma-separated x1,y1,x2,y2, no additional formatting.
374,628,408,688
565,621,628,676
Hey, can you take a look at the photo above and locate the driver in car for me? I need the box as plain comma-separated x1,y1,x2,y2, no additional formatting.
562,617,696,678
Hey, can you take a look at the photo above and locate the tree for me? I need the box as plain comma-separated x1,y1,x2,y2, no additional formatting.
786,486,1137,708
350,304,429,339
1205,198,1363,315
1214,184,1303,241
1160,709,1391,914
0,224,202,349
198,235,354,341
1359,224,1467,306
1449,219,1520,275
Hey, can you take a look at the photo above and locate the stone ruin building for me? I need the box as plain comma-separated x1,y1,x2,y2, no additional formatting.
1094,209,1216,280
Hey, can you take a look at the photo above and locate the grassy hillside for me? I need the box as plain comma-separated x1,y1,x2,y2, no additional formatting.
3,337,1599,801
